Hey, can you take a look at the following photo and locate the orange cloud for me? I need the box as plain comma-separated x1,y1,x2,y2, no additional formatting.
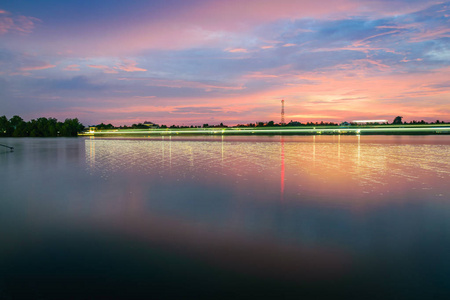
231,63,450,124
116,59,147,72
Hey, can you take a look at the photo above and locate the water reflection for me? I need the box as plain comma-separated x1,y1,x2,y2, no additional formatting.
1,136,450,299
280,136,285,201
83,135,450,212
81,136,450,266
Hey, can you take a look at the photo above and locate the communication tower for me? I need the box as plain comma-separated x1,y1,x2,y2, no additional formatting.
281,99,285,125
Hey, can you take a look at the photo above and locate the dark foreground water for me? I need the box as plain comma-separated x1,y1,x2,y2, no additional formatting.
1,136,449,299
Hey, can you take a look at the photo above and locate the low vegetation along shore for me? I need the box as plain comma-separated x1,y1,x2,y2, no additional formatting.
2,115,449,137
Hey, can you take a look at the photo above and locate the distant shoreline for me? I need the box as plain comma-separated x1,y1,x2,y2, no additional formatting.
79,124,450,136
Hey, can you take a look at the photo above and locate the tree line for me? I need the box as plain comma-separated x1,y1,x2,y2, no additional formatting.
0,115,85,137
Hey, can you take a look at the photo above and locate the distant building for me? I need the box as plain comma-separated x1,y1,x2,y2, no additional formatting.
340,121,351,126
353,119,388,124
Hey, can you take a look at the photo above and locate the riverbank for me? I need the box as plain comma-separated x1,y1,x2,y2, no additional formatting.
78,124,450,137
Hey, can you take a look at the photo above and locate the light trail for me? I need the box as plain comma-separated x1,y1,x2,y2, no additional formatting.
79,125,450,136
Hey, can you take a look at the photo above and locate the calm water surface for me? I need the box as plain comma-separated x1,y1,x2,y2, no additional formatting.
1,136,449,299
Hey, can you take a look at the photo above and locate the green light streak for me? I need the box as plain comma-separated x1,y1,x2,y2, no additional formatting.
79,125,450,137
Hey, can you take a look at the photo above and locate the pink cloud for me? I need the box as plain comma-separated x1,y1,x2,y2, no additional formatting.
63,64,80,71
0,10,40,35
116,59,147,72
36,0,362,55
19,63,56,71
145,78,245,92
57,70,450,125
75,105,169,115
244,72,279,79
352,30,400,47
311,45,403,55
88,60,146,73
133,96,156,99
11,1,446,57
88,64,119,74
3,2,449,126
226,48,248,53
184,0,357,31
118,76,245,92
376,24,417,30
0,14,13,34
409,27,450,42
373,23,450,44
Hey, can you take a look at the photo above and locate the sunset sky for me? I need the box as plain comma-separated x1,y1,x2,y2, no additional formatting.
1,0,449,126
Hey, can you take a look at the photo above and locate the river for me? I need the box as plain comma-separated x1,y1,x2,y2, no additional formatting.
1,136,449,299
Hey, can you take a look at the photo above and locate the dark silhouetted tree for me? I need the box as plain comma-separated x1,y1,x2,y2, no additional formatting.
0,115,84,137
0,115,12,136
392,116,403,124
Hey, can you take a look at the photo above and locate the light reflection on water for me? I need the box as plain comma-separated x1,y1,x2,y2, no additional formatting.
85,135,449,205
1,136,450,299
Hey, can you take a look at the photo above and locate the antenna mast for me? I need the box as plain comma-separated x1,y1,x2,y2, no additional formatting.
281,99,285,125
